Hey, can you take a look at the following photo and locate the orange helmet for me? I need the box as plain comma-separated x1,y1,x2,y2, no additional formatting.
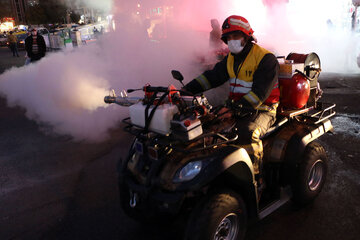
221,15,255,43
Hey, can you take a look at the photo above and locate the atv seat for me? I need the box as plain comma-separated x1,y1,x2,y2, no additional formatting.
262,116,289,139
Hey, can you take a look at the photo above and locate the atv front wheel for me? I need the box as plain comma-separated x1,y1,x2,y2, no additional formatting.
184,190,247,240
292,141,328,205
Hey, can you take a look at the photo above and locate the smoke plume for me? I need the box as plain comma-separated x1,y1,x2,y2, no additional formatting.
0,0,359,142
65,0,113,14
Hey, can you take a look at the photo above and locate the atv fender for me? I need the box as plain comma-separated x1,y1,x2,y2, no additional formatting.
175,146,256,190
175,145,259,219
266,119,333,164
273,119,333,183
285,119,333,165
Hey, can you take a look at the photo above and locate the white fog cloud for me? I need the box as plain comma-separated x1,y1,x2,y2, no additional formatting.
0,0,358,142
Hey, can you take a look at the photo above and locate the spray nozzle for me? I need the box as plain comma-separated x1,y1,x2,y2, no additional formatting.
104,89,117,104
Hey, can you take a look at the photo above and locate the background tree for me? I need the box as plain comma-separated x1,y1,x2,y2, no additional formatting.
0,0,13,19
26,0,68,25
70,12,81,24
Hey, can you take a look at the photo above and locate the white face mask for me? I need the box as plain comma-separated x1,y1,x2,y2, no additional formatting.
228,40,244,54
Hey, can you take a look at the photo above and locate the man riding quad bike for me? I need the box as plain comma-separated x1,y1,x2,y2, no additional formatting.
184,15,280,192
104,15,335,240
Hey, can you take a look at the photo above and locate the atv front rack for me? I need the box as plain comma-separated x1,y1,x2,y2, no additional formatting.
122,117,238,153
171,132,239,153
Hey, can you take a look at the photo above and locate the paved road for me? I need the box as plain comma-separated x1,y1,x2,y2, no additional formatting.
0,46,127,239
0,46,359,239
0,46,26,73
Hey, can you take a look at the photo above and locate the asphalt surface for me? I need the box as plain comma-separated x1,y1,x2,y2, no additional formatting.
0,46,359,240
0,46,26,73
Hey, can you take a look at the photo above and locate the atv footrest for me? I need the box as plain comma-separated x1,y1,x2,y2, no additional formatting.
258,186,292,220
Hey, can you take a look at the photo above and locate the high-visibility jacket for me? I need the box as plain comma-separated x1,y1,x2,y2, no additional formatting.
185,42,280,112
227,44,280,109
7,35,17,44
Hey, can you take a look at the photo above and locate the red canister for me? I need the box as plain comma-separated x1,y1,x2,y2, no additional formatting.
279,73,310,109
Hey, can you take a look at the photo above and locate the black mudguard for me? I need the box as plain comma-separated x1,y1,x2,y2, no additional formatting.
174,146,256,191
265,119,333,184
174,145,259,219
285,119,333,165
265,119,333,164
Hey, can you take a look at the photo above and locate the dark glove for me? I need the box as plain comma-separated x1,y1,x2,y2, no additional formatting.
225,99,255,118
180,87,194,96
225,99,242,114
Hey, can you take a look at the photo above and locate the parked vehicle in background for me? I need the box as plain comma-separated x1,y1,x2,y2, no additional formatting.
0,33,7,46
5,32,28,49
14,30,27,36
37,27,49,35
36,27,50,49
15,33,28,49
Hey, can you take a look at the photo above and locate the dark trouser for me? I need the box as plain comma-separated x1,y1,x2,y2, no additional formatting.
234,110,276,175
10,43,19,57
30,53,45,62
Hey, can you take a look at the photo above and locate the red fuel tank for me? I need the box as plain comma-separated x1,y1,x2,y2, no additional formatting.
279,73,310,109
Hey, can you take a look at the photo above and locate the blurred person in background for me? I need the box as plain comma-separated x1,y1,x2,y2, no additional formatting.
25,28,46,63
7,31,19,57
209,19,223,50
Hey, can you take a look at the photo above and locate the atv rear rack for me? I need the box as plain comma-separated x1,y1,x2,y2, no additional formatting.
263,102,336,138
279,102,336,124
306,102,336,124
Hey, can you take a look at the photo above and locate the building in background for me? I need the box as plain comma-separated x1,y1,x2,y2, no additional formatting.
0,0,16,32
133,0,177,40
10,0,28,24
0,0,13,19
2,0,38,25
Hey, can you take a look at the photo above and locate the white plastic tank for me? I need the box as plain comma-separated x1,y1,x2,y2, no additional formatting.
129,103,179,135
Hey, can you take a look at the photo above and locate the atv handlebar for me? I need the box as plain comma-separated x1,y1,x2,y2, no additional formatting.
126,86,193,96
143,86,169,92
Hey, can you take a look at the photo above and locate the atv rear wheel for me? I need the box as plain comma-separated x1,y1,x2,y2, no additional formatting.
184,190,247,240
292,141,328,205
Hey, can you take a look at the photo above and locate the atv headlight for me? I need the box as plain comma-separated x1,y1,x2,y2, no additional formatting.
173,160,202,183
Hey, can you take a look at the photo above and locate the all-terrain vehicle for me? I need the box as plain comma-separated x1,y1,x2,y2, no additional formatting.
104,53,335,240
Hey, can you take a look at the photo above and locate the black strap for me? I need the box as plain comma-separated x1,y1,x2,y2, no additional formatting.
144,92,168,133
